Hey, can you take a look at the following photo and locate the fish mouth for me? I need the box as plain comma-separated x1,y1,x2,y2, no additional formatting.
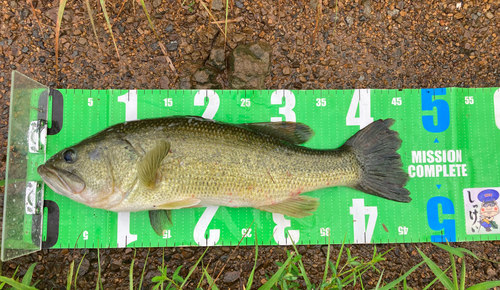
37,164,86,196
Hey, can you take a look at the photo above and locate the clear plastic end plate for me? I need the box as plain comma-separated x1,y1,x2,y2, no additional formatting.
1,71,48,261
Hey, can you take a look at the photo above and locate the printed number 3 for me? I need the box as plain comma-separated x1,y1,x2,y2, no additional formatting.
271,90,296,122
270,90,299,245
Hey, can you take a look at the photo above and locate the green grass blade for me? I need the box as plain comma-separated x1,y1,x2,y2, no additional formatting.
75,253,87,290
22,263,37,286
460,258,465,290
416,247,454,290
96,245,101,290
203,268,219,290
246,228,258,289
129,256,135,290
465,281,500,290
322,235,331,285
138,250,149,290
431,243,464,258
0,277,38,290
55,0,68,80
422,266,452,290
98,0,120,59
336,233,347,269
288,235,311,288
450,252,458,289
179,247,209,289
66,260,74,290
0,180,5,186
84,0,103,52
259,253,295,290
375,261,425,290
374,269,384,290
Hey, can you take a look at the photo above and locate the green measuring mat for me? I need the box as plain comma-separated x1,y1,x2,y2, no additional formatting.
3,72,500,260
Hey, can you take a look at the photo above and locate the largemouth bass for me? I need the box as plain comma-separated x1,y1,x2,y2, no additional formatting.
38,116,410,221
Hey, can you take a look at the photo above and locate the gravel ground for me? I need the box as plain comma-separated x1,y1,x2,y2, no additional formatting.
1,0,500,289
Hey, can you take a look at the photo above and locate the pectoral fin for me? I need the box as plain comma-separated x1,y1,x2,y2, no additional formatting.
149,210,173,237
138,140,170,189
156,198,201,209
257,196,319,218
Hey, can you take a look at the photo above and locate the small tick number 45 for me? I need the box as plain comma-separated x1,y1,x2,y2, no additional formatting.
391,97,402,106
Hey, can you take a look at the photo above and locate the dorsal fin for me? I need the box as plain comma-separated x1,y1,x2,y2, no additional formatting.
138,140,170,189
239,122,315,145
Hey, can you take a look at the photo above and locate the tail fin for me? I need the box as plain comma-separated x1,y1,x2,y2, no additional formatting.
344,119,411,203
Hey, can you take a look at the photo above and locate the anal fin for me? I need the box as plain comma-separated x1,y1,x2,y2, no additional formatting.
156,198,201,209
257,196,319,218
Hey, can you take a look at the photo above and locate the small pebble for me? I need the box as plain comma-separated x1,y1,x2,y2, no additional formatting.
166,41,178,51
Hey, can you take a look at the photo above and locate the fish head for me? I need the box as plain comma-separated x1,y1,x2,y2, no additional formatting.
37,136,137,209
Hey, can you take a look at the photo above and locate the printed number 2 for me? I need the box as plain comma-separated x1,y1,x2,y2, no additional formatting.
350,199,377,243
194,90,220,119
494,88,500,130
421,88,450,133
346,89,373,129
427,196,456,242
193,90,221,246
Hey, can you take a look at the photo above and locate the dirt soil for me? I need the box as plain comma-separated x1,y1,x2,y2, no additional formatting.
1,0,500,289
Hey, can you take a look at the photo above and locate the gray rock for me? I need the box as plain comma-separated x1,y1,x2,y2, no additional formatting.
77,259,90,276
211,0,224,11
165,24,174,33
166,41,178,51
153,0,161,8
207,47,226,71
159,76,170,89
193,67,221,89
387,9,400,17
345,16,354,27
235,1,244,8
363,0,372,18
228,41,272,89
223,271,240,283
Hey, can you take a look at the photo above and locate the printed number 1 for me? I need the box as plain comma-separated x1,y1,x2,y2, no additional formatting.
116,90,139,247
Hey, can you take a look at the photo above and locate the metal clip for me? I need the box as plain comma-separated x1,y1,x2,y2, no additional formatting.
25,181,43,215
28,120,46,153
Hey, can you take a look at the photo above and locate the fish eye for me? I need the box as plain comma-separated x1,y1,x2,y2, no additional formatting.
63,149,76,163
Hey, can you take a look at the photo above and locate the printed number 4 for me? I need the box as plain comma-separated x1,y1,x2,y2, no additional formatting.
350,199,377,243
346,89,373,129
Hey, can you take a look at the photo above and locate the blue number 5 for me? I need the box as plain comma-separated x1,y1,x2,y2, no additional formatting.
427,196,456,242
421,88,450,133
